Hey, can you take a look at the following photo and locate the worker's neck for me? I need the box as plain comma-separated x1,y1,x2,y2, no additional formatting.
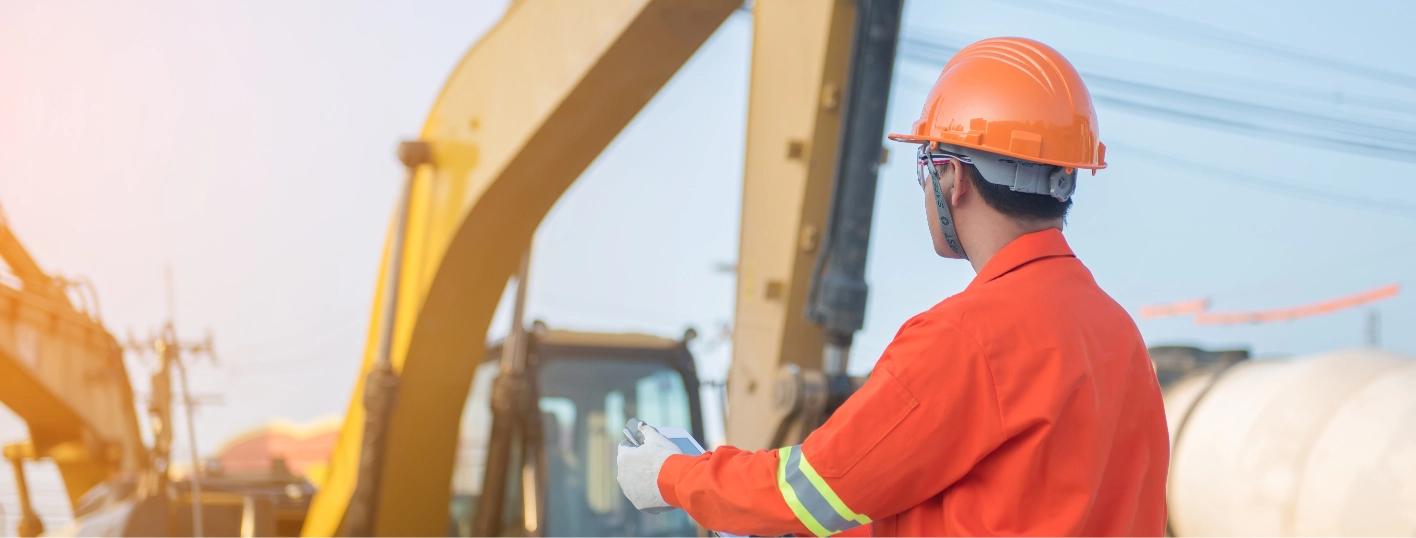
961,213,1062,273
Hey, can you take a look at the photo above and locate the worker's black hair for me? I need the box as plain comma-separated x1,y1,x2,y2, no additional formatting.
962,162,1072,221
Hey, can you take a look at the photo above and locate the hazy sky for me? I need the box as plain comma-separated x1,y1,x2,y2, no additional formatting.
2,0,1414,532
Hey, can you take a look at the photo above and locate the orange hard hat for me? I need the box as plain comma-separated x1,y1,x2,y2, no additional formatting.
888,37,1106,171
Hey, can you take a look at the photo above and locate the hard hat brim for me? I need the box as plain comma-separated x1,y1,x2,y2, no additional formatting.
887,132,1107,171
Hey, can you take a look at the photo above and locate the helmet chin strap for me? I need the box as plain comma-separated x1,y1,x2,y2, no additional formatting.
927,156,968,260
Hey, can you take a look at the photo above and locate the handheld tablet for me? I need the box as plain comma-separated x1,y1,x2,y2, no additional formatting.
622,419,741,538
622,419,707,455
655,426,707,455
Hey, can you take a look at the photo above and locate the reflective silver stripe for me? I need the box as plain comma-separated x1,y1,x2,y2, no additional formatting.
780,445,866,535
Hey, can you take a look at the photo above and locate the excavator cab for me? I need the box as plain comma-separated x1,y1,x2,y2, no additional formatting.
449,327,706,537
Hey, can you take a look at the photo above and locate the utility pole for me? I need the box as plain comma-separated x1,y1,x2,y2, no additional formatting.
126,268,217,537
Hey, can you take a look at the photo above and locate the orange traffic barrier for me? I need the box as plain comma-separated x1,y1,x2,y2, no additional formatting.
1194,284,1399,325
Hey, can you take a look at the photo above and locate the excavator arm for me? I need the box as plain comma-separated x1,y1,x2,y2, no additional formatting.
306,0,900,534
727,0,901,450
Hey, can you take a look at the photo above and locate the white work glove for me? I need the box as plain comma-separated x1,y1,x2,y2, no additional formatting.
616,419,683,514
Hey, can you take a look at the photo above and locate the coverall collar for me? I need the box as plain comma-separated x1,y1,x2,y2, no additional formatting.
967,228,1075,290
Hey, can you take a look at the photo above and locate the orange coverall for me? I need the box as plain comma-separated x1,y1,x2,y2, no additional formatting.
657,229,1170,536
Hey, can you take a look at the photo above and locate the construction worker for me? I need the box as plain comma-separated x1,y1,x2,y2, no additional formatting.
617,37,1169,536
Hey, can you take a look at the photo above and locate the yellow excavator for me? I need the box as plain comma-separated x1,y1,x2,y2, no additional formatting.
298,0,906,536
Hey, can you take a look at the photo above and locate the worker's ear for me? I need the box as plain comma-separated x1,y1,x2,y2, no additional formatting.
948,159,968,207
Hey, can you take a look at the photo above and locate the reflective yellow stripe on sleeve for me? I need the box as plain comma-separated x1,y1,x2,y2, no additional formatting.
776,445,870,537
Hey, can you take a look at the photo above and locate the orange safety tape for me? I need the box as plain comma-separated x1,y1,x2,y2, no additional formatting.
1140,298,1211,319
1194,283,1399,325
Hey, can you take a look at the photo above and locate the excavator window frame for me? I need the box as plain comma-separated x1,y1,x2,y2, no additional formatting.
455,332,706,536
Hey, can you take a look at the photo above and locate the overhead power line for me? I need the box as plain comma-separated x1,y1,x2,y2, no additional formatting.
1123,64,1416,119
995,0,1416,90
897,36,1416,163
902,31,1416,119
896,57,1416,217
1088,73,1416,145
1109,142,1416,219
1091,93,1416,163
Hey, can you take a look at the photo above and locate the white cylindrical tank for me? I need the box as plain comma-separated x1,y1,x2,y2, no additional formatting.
1165,348,1416,536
